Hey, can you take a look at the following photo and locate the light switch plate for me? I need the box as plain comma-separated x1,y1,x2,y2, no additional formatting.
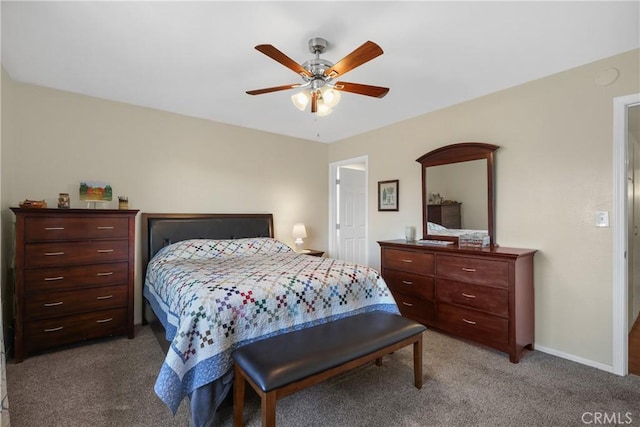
595,211,609,227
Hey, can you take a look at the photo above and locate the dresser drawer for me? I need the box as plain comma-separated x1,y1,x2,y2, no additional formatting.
436,278,508,317
383,269,434,301
436,255,508,288
383,249,434,275
437,303,508,348
392,291,435,324
25,240,129,268
25,284,128,320
25,262,128,293
24,308,128,354
25,217,129,242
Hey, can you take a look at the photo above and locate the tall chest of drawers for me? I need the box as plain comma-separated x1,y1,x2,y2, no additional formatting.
11,208,139,362
379,240,536,363
427,203,462,229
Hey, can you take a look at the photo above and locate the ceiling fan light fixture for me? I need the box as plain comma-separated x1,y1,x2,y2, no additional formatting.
316,101,333,117
291,91,310,111
249,38,388,116
321,87,341,108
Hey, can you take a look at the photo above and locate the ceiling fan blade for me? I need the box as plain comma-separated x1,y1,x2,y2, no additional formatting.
246,84,301,95
333,81,389,98
311,91,318,113
324,41,384,79
255,44,312,78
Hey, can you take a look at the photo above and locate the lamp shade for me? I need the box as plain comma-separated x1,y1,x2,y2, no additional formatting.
321,87,341,108
292,223,307,239
316,102,332,117
291,91,310,111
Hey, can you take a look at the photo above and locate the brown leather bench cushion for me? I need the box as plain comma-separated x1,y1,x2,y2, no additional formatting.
231,311,426,392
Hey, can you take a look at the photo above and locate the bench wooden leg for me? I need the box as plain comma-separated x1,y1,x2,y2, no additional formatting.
234,365,246,427
261,391,276,427
413,334,423,389
375,356,383,366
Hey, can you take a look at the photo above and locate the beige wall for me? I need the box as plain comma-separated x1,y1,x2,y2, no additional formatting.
329,49,640,367
0,72,329,324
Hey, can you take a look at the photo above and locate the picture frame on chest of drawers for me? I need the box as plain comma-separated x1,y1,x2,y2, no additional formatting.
10,207,139,362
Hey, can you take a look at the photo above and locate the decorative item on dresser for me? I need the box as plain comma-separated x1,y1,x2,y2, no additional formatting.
379,240,535,363
10,207,139,363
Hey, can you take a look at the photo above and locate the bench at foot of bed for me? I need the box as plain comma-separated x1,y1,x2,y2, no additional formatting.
231,310,427,427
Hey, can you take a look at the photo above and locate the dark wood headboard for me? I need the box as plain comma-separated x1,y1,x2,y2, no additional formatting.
141,213,274,277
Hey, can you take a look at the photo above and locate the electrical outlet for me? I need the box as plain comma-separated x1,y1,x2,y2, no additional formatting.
595,211,609,227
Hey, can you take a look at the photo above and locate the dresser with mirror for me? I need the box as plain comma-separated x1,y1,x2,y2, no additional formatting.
378,143,536,363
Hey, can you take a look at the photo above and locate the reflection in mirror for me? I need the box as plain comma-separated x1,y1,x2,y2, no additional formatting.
417,142,498,245
426,159,488,231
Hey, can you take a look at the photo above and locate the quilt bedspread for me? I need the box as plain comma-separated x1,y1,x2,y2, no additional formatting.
143,238,398,413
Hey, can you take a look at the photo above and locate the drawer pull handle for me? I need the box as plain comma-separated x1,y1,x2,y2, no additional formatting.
44,276,64,281
43,301,63,307
97,249,114,253
96,317,113,323
462,293,476,299
462,268,477,272
401,259,413,263
96,295,113,300
44,326,64,332
462,318,477,325
44,252,65,256
97,272,114,277
402,280,413,285
44,227,64,231
97,226,115,230
402,302,414,307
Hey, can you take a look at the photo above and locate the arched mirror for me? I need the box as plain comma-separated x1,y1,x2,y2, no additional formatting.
416,142,499,246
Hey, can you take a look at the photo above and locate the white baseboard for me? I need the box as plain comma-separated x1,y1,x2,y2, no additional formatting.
535,344,618,375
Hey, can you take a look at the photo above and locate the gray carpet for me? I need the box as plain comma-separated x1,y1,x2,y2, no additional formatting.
6,325,640,426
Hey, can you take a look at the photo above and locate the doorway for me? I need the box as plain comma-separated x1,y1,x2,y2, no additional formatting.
328,156,368,264
613,93,640,376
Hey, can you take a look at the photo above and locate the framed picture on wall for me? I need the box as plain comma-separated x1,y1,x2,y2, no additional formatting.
378,180,399,211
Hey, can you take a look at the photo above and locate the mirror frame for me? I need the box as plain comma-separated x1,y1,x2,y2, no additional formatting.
416,142,499,246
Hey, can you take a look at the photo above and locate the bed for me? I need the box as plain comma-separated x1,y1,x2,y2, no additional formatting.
141,213,399,426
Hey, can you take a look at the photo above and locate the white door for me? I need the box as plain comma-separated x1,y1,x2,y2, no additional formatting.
338,167,366,264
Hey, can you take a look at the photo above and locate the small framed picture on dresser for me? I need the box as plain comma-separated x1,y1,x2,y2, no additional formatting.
378,179,399,211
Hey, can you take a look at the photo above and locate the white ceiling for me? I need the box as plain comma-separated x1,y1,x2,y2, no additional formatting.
2,1,639,143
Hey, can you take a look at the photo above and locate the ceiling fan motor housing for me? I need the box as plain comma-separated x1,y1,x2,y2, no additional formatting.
308,37,328,54
301,59,333,89
301,38,334,89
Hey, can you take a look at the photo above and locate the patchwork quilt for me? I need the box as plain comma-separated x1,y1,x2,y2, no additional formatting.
143,237,398,413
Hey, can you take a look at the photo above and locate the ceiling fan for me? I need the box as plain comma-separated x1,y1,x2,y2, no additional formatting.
246,37,389,116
